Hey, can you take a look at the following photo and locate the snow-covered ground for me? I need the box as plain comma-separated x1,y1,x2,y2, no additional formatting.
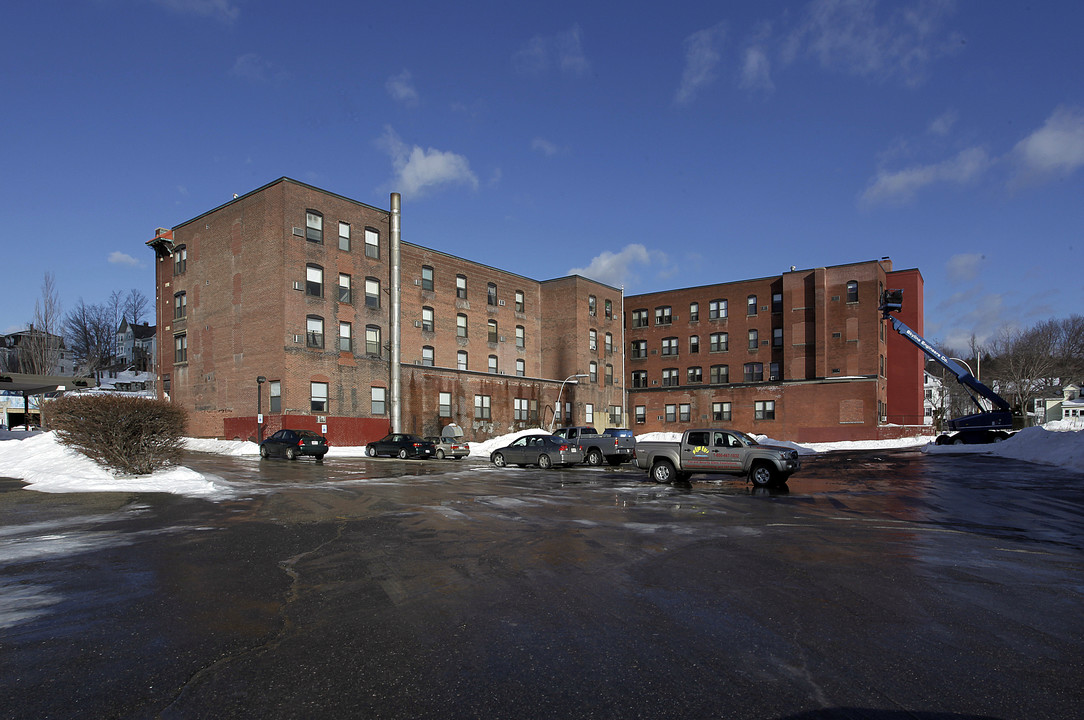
0,425,1080,499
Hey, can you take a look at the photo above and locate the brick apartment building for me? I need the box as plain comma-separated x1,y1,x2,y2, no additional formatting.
146,178,624,445
625,260,925,442
147,177,924,445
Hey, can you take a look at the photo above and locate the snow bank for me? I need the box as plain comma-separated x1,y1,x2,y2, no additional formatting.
468,427,554,457
925,426,1084,473
184,437,259,456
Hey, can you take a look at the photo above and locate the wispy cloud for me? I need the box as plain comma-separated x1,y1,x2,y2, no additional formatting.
945,253,986,283
567,244,670,289
152,0,239,24
531,137,563,157
862,146,991,205
1010,106,1084,185
674,22,727,105
927,109,958,136
229,53,286,83
513,25,591,77
109,251,142,268
378,126,479,197
386,69,419,106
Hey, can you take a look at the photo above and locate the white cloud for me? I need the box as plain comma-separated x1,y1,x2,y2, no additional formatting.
109,252,142,268
386,69,419,106
739,46,774,92
567,244,669,289
152,0,239,23
927,109,957,136
861,146,991,205
531,137,561,156
1011,106,1084,183
945,253,985,283
228,53,286,83
378,127,479,197
674,22,727,105
513,25,590,77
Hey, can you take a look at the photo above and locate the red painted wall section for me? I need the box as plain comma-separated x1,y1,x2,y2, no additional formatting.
884,268,925,426
224,415,391,446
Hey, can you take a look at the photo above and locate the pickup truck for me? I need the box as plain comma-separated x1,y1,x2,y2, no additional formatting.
634,428,801,487
552,426,637,466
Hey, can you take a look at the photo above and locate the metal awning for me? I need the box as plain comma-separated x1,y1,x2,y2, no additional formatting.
0,373,97,395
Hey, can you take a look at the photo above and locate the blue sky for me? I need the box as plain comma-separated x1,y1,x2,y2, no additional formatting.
3,0,1082,351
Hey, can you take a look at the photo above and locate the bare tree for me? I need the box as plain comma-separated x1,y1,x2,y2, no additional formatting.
106,289,124,360
1056,315,1084,379
987,320,1061,421
20,272,64,374
123,289,149,326
64,299,114,375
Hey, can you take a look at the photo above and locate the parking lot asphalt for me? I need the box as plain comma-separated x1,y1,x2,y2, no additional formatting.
1,448,1082,719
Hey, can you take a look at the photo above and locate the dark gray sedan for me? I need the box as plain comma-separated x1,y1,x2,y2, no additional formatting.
366,433,435,459
489,434,584,469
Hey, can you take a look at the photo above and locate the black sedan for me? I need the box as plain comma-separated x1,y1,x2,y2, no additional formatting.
260,429,328,461
366,433,436,459
490,434,583,469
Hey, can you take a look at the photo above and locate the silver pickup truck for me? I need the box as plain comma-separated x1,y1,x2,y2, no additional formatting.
634,428,801,487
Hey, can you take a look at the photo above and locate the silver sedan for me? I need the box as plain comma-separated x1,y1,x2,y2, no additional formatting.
490,434,584,469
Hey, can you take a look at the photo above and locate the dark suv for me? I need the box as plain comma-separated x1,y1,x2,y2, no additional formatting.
260,429,329,461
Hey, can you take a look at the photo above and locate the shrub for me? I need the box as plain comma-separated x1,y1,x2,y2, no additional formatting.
47,394,188,475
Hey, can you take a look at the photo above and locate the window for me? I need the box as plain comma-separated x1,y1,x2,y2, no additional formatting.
585,404,594,424
662,337,678,356
749,329,759,350
306,264,323,297
365,325,381,356
514,398,529,422
174,333,187,363
306,316,324,348
173,245,187,274
773,328,784,348
744,362,764,382
748,295,758,316
635,406,646,424
487,283,497,306
371,387,386,415
847,280,859,303
438,392,451,416
755,400,776,420
421,266,434,292
687,366,702,384
269,380,281,413
662,368,679,387
712,402,732,421
516,325,525,348
488,320,498,343
689,335,699,354
689,302,699,321
488,355,498,373
665,404,677,422
631,340,647,359
709,299,726,319
772,292,783,312
589,329,597,351
311,381,328,412
365,278,380,308
516,358,525,376
610,405,622,425
474,394,491,420
632,309,649,328
421,307,434,332
338,222,350,251
710,364,729,384
365,227,379,259
422,346,434,366
456,274,467,299
338,274,351,303
589,361,598,383
604,332,613,353
710,332,729,352
632,370,647,388
306,211,323,243
339,321,351,352
679,404,691,422
174,291,186,320
655,306,672,325
589,295,597,316
605,364,613,386
770,362,781,380
515,290,525,313
605,299,612,319
457,350,468,370
457,314,468,337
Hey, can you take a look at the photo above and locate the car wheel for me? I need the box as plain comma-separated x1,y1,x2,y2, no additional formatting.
367,446,378,457
436,449,445,459
586,449,603,466
538,454,553,469
651,460,675,483
951,435,965,445
492,452,507,467
750,462,777,488
398,448,409,459
286,447,298,461
259,446,268,459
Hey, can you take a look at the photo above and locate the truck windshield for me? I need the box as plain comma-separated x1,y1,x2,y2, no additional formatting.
733,431,758,446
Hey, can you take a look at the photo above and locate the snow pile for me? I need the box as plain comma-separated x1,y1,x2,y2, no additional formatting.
184,437,259,456
926,426,1084,473
0,432,230,498
468,427,554,457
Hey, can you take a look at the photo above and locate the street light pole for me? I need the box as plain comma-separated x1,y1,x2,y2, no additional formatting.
551,373,589,432
256,376,266,443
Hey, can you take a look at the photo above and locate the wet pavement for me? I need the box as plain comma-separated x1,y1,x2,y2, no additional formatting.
1,449,1082,719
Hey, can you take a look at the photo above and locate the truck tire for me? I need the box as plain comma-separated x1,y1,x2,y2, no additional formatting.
750,462,777,488
586,449,604,466
651,460,675,483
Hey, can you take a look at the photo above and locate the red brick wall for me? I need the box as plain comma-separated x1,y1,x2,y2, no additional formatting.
885,268,925,425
